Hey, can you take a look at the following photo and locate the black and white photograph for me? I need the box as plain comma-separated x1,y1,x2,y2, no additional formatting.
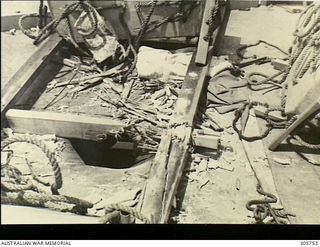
1,0,319,238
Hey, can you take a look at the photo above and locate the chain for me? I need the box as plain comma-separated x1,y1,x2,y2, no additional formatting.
246,184,293,224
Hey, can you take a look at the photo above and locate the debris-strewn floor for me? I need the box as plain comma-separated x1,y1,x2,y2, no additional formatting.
173,5,320,224
2,3,319,224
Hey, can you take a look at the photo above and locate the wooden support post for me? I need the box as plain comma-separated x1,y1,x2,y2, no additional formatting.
6,109,126,142
195,0,217,65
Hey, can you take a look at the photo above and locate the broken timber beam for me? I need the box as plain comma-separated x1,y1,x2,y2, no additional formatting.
140,53,209,223
6,109,126,142
139,5,227,223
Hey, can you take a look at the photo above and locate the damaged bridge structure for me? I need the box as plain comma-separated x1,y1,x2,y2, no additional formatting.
1,0,319,225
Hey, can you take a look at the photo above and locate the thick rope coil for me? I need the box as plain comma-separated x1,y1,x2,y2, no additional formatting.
294,3,320,39
1,180,34,192
289,3,320,83
280,82,288,108
1,134,62,194
103,203,153,224
1,190,93,215
264,107,292,128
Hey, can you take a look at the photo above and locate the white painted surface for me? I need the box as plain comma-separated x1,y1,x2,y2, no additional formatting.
1,1,45,16
1,205,100,224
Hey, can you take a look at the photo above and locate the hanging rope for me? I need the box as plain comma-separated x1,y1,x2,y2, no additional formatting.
203,0,220,42
19,0,99,50
133,0,158,49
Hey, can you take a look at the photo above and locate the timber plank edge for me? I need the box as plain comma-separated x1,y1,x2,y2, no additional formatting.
6,109,126,141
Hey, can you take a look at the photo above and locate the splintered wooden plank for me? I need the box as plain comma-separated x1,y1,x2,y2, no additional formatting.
195,0,217,65
140,53,211,223
138,131,172,219
6,109,126,141
140,5,228,224
1,33,63,124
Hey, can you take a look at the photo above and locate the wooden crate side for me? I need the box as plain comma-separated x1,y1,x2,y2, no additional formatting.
47,0,203,42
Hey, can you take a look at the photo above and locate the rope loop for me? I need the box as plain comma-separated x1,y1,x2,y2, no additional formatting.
1,134,63,194
102,203,154,224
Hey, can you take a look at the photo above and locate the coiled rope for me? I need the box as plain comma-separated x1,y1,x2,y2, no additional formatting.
1,134,62,194
232,101,296,141
19,0,99,49
292,133,320,150
290,3,320,83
